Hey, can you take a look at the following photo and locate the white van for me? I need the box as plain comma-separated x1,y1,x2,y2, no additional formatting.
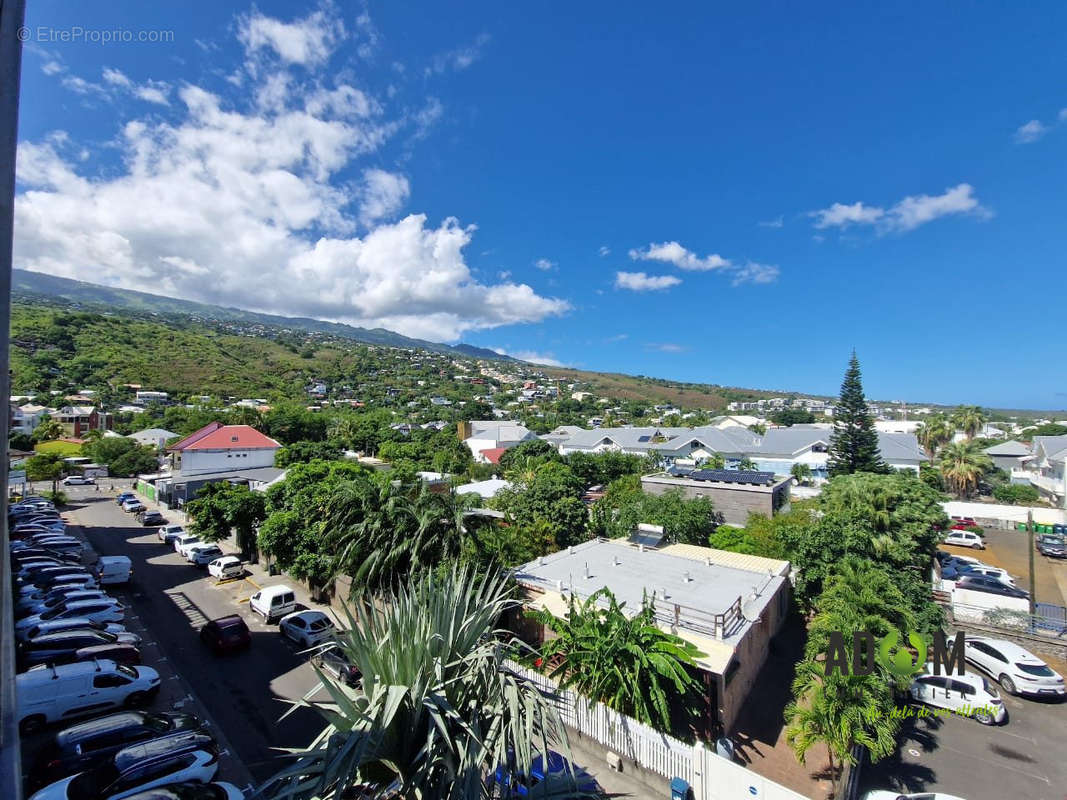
16,659,161,735
249,585,296,622
94,555,133,585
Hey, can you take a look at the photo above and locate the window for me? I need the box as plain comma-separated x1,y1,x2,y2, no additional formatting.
93,673,129,689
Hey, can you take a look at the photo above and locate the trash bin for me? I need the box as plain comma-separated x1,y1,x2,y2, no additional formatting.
1016,522,1027,531
670,777,692,800
715,736,736,762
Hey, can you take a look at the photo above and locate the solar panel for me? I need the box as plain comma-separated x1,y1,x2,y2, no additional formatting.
688,469,776,485
638,435,651,442
627,527,666,548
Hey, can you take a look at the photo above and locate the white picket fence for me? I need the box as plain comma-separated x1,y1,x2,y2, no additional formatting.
508,662,811,800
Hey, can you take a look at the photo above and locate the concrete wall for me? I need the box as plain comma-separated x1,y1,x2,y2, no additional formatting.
641,476,788,527
181,447,278,475
719,580,790,733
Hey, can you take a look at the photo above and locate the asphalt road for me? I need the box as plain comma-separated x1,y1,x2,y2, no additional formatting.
860,668,1067,799
62,487,328,784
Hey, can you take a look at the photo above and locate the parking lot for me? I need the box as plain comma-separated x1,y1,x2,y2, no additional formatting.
56,485,329,785
860,525,1067,800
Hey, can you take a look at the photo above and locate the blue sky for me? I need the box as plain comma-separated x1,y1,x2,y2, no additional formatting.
13,2,1067,409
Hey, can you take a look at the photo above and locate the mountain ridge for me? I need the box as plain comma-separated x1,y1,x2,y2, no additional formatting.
11,269,514,363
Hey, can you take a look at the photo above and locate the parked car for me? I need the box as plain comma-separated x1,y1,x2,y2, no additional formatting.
16,585,102,614
18,573,98,598
18,618,129,643
954,575,1029,598
30,643,141,671
199,615,251,655
20,630,142,669
249,585,296,622
187,544,224,566
963,635,1065,697
16,599,126,636
908,665,1006,725
28,710,204,791
140,511,164,526
61,476,94,486
120,782,246,800
492,750,601,798
1037,534,1067,558
29,730,218,800
942,530,984,549
207,556,243,580
311,644,360,686
94,556,133,586
173,534,202,558
17,589,110,618
115,493,136,505
862,792,967,800
11,548,81,567
952,516,978,526
122,499,145,513
16,660,161,735
158,524,185,543
942,564,1016,586
279,610,335,648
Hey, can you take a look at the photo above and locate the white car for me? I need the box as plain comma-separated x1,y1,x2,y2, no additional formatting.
173,534,202,558
909,664,1006,725
187,544,224,566
963,636,1065,697
958,565,1015,586
862,792,967,800
208,555,244,579
61,475,94,486
942,530,984,549
158,524,185,543
16,599,126,636
121,499,145,513
279,610,335,648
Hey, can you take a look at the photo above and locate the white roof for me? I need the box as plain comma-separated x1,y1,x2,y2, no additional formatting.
454,478,512,499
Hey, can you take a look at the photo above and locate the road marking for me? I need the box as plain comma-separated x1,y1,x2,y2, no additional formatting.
244,575,262,591
238,597,250,604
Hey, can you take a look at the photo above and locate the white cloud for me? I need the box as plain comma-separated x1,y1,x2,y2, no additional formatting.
497,270,511,280
358,169,410,226
809,184,990,233
629,241,731,271
731,262,780,286
1059,108,1067,122
102,68,131,88
758,215,784,229
238,5,345,67
1014,119,1048,144
614,271,681,291
41,61,63,76
534,258,555,271
493,347,565,367
426,33,491,75
15,8,568,343
645,343,686,353
598,245,610,257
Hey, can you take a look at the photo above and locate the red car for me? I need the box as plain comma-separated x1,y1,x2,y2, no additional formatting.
200,614,251,654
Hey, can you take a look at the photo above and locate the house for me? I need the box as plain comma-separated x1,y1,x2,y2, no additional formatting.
745,426,927,480
430,396,453,407
11,403,51,435
550,425,758,465
1018,436,1067,507
983,440,1031,474
458,421,537,463
134,391,169,405
454,477,512,500
641,469,792,526
54,406,113,437
166,422,282,476
512,538,792,735
127,428,179,450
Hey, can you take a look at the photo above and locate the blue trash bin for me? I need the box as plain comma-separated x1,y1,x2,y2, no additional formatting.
1053,524,1066,535
670,777,692,800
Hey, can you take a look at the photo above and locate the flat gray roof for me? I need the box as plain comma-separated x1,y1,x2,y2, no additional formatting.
514,539,786,648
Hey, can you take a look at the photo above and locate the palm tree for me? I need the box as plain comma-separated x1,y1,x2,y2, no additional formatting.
738,457,757,471
938,441,991,498
915,414,952,457
785,660,898,793
255,566,576,800
526,588,705,732
790,463,812,486
950,406,986,440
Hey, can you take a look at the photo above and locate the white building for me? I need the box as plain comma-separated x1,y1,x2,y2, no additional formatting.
459,420,537,463
167,422,281,476
134,391,169,405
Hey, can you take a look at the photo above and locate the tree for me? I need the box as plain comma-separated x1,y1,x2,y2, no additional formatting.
770,408,816,427
915,414,953,457
186,482,267,559
32,417,66,443
827,352,887,476
8,432,34,451
785,661,898,793
84,437,159,477
25,453,64,493
274,440,343,467
527,588,705,733
498,438,561,472
790,463,812,486
950,405,986,440
992,483,1040,505
565,450,645,488
257,567,574,800
938,441,991,499
748,423,767,435
737,457,757,471
703,452,726,470
491,461,588,548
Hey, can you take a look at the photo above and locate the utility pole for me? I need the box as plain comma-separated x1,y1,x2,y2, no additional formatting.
1027,509,1036,617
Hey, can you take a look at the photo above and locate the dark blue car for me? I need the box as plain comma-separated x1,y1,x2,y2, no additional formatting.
493,750,600,798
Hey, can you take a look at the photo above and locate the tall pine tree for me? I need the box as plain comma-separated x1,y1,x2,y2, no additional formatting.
828,352,888,476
